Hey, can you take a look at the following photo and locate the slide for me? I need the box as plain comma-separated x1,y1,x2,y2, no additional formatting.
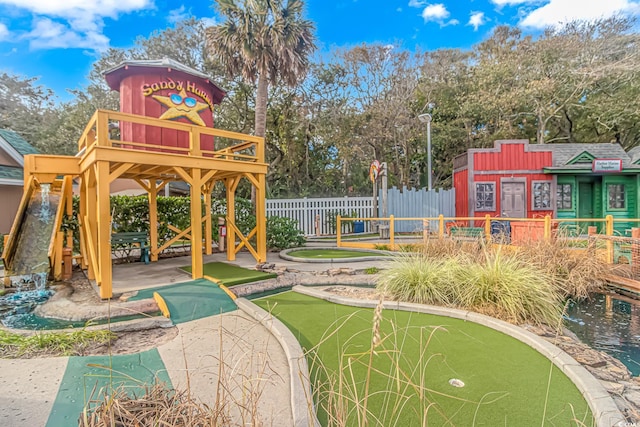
2,181,64,286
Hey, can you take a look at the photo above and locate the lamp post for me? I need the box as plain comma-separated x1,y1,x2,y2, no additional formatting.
418,113,432,191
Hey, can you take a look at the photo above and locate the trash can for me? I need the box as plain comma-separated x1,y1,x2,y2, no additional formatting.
353,221,365,233
490,220,511,243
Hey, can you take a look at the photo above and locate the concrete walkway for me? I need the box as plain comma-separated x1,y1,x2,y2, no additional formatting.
1,249,381,427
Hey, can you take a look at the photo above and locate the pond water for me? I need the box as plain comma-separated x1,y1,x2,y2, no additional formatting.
564,292,640,376
0,288,55,328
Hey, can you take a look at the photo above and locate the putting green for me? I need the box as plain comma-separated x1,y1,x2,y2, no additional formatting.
254,292,593,426
46,349,170,427
130,279,236,324
180,262,277,286
286,249,385,259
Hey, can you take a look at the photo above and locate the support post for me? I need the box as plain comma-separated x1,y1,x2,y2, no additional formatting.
204,185,212,255
606,215,614,264
389,214,395,249
255,173,267,263
96,161,112,298
484,214,491,243
226,178,236,261
336,215,342,248
438,214,444,239
148,180,159,262
543,215,551,242
632,228,640,276
189,168,203,279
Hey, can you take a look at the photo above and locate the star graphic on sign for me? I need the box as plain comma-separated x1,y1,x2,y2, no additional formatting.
152,89,209,126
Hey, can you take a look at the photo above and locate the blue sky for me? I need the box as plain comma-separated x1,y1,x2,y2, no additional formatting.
0,0,639,101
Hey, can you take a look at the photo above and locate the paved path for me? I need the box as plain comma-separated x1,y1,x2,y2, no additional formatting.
1,249,377,427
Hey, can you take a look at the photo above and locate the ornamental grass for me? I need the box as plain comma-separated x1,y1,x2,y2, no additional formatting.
377,248,564,326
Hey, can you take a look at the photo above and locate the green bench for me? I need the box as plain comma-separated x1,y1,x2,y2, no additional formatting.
111,232,150,264
449,227,485,240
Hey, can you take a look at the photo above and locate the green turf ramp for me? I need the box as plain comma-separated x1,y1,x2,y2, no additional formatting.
130,279,237,324
180,262,277,286
46,349,170,427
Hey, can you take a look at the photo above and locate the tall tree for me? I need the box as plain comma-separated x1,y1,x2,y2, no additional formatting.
206,0,316,143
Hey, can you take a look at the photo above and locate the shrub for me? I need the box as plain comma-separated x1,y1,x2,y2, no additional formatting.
377,254,458,305
377,249,564,326
266,216,305,250
452,250,563,325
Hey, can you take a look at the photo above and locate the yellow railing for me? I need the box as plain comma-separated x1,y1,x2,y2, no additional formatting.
335,214,639,264
77,109,265,163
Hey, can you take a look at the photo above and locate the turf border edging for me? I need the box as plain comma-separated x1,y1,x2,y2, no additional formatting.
292,285,624,427
236,298,321,427
280,247,392,263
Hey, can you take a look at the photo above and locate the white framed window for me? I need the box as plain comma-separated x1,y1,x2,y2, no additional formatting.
532,181,552,210
475,182,495,211
608,184,626,209
556,184,572,210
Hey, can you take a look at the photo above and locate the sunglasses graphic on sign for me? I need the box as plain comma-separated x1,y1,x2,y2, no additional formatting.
169,93,197,108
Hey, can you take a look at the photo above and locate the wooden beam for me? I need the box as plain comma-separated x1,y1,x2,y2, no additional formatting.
148,180,159,262
173,166,193,185
189,168,203,279
96,161,112,298
109,163,134,183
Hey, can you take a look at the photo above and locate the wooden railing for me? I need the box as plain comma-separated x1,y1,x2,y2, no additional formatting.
77,109,265,163
335,214,640,264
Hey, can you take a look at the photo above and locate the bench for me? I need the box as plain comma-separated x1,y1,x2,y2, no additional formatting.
449,227,485,240
111,232,150,264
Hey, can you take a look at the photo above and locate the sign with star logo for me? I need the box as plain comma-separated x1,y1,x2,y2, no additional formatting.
151,88,209,127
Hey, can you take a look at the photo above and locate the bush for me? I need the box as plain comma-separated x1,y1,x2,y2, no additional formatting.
266,216,305,250
377,249,563,326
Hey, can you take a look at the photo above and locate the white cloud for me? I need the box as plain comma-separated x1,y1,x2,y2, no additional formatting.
420,3,459,26
520,0,640,28
168,5,189,24
468,11,487,31
0,0,153,51
0,23,8,40
422,4,450,20
201,17,217,28
490,0,534,6
26,17,109,50
408,0,427,7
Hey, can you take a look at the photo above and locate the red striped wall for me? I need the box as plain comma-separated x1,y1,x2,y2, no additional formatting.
453,168,468,218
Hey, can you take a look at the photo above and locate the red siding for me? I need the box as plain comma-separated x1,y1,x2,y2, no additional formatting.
454,168,468,218
474,143,551,172
118,70,216,152
453,141,555,220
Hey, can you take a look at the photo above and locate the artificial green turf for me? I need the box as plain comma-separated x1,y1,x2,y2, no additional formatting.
287,249,386,259
180,262,277,286
254,292,594,426
46,349,171,427
130,279,236,324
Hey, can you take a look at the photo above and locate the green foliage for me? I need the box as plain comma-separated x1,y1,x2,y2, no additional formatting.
266,216,305,250
377,250,563,326
0,328,115,357
373,244,391,251
364,266,380,274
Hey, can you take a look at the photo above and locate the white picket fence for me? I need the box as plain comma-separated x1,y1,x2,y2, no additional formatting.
266,187,455,236
266,196,374,235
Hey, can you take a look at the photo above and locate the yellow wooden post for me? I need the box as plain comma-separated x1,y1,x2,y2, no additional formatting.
53,231,64,280
484,214,491,243
86,170,98,280
148,180,159,262
438,214,444,239
390,214,395,249
204,184,213,256
336,215,342,248
255,173,267,263
543,215,551,242
96,111,110,147
605,215,614,264
190,168,203,279
226,178,236,261
78,177,88,270
96,161,112,298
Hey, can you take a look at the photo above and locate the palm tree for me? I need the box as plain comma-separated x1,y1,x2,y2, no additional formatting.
206,0,316,139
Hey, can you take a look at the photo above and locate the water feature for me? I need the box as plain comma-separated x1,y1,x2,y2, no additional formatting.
565,292,640,376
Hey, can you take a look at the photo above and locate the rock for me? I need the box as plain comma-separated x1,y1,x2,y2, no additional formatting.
118,291,138,302
624,390,640,412
601,380,625,394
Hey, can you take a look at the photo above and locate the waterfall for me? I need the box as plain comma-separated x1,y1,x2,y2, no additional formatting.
40,183,51,221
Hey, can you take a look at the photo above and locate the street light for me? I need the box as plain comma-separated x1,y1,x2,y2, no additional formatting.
418,113,432,191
